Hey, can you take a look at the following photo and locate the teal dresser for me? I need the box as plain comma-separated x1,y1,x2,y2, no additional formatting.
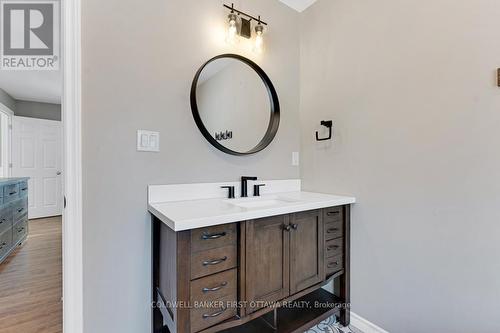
0,178,29,264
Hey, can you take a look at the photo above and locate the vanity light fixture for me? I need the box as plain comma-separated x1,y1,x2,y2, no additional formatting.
223,3,267,51
254,20,264,53
226,12,238,44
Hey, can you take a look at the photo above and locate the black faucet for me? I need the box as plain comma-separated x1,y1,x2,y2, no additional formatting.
241,176,257,197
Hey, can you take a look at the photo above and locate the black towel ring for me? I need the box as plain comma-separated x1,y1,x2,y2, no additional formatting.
316,120,333,141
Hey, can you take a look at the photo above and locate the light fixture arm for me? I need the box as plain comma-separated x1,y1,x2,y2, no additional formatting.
223,3,268,26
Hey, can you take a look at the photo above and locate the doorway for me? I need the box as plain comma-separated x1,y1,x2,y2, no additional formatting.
0,59,63,333
0,0,83,332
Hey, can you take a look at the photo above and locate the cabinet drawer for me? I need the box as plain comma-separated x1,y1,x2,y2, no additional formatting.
0,208,11,235
13,219,28,245
324,206,343,223
190,294,237,333
0,229,12,259
325,238,343,258
324,220,343,240
13,198,28,222
191,223,237,253
326,254,343,275
191,268,237,304
3,183,20,203
19,181,28,198
191,245,237,280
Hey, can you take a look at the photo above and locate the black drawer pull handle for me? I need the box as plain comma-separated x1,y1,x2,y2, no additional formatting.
202,281,228,293
202,256,227,266
21,188,28,191
9,191,17,195
202,307,227,319
327,245,340,251
202,232,226,240
327,228,339,233
17,208,24,213
291,224,298,230
327,211,340,216
18,227,25,233
328,262,339,268
0,242,6,249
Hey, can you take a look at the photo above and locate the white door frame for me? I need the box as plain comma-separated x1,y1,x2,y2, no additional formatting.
0,102,13,178
62,0,83,332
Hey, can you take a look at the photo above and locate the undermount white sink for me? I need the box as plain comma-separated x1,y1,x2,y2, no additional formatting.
226,196,299,209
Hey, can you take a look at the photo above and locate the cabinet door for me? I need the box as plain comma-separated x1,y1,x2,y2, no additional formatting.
245,215,290,313
289,210,324,294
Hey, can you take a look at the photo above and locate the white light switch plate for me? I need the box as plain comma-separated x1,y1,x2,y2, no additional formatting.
292,152,300,166
137,130,160,152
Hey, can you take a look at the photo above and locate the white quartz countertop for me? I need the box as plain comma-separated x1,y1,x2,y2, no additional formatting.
148,190,356,231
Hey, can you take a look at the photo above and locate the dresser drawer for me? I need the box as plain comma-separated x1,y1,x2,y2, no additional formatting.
191,245,237,280
326,254,343,275
0,208,12,235
13,219,28,245
191,268,237,303
191,223,237,253
3,183,20,203
190,294,237,333
324,220,343,240
324,206,343,223
19,181,28,198
325,238,343,258
13,198,28,222
0,229,12,259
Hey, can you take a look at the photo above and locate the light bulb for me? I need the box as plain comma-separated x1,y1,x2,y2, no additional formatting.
226,13,238,45
254,24,264,53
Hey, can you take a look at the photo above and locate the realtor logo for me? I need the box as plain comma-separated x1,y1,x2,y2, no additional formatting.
0,0,59,70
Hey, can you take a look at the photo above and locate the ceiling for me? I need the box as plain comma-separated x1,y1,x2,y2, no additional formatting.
0,70,62,104
278,0,318,12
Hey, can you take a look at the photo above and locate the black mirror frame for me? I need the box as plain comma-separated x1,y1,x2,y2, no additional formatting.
190,54,280,156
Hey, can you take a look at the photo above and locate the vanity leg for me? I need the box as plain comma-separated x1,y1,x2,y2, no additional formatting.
339,205,351,326
152,218,162,333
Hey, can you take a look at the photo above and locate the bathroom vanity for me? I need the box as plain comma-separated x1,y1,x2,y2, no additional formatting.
148,54,355,332
149,180,355,333
0,177,29,264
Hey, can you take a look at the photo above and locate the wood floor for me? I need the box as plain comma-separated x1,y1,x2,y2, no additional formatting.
0,216,62,333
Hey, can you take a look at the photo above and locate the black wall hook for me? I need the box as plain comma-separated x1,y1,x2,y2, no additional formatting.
315,120,333,141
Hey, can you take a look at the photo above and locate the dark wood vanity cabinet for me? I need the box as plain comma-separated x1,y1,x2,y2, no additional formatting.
152,205,351,333
245,215,290,313
289,210,324,294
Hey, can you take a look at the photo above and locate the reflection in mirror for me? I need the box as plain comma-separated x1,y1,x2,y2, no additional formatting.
194,57,274,154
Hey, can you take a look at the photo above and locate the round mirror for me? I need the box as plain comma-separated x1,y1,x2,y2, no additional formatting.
190,54,280,156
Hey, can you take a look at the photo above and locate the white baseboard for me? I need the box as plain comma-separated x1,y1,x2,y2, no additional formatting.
350,312,389,333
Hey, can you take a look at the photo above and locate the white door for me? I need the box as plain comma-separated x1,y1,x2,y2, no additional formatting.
12,116,63,219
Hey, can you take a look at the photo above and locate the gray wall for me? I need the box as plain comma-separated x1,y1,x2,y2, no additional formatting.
82,0,300,332
300,1,500,332
15,100,61,121
0,88,16,111
0,88,61,121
